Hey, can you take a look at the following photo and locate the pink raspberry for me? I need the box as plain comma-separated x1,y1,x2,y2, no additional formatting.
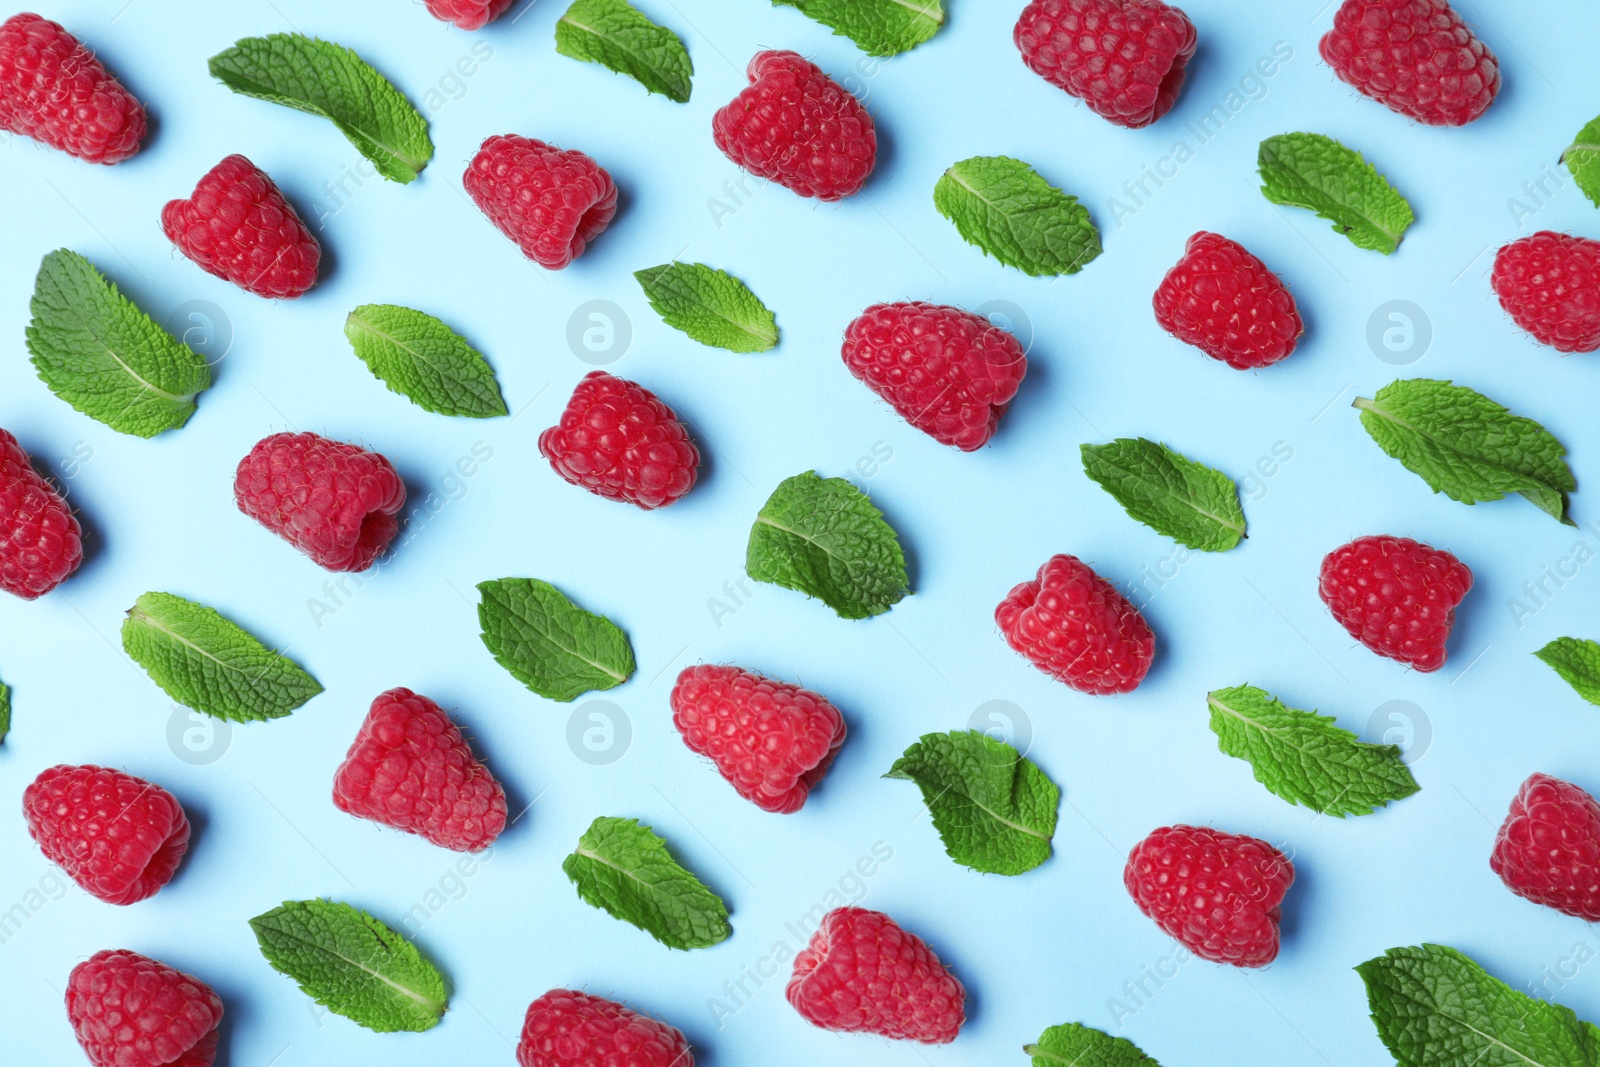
0,427,82,599
538,371,699,509
161,154,321,299
1318,534,1472,672
1320,0,1499,126
1014,0,1198,128
1491,772,1600,921
234,432,406,572
670,665,847,814
996,554,1155,695
66,949,223,1067
841,302,1028,451
712,50,876,201
23,765,190,906
333,687,507,853
424,0,514,29
464,134,617,269
1153,231,1303,370
0,13,146,163
517,989,693,1067
1491,232,1600,353
788,907,965,1044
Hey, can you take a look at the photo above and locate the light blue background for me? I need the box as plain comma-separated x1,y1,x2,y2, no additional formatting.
3,0,1600,1063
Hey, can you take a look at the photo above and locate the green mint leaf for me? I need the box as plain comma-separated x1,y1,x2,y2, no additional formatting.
1536,638,1600,706
208,34,432,183
1358,944,1600,1067
1207,685,1418,817
1354,378,1576,525
885,729,1059,875
26,250,210,439
633,262,778,353
1081,438,1245,552
746,471,909,620
1258,133,1413,255
933,156,1101,277
477,578,635,703
563,816,731,950
344,304,506,418
121,592,322,723
0,677,10,744
772,0,944,56
555,0,693,103
249,900,447,1033
1027,1022,1160,1066
1562,115,1600,208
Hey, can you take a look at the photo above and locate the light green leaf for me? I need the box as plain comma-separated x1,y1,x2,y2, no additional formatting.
933,156,1101,277
1354,379,1576,525
26,250,210,438
120,592,322,722
563,816,730,950
634,262,777,352
250,900,447,1033
1081,438,1245,552
477,578,635,702
556,0,693,103
208,34,432,183
886,729,1058,875
771,0,944,56
1562,115,1600,209
1536,637,1600,706
1358,944,1600,1067
1207,685,1418,817
0,677,10,744
344,304,506,418
1258,133,1413,254
1027,1023,1160,1066
746,471,909,620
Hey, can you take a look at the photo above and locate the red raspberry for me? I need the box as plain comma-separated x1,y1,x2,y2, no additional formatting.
23,765,190,906
538,371,699,509
1318,534,1471,672
670,665,847,814
787,907,965,1044
0,427,81,599
66,949,222,1067
333,687,507,853
161,155,320,299
1014,0,1197,129
464,134,617,270
1153,232,1303,370
712,50,876,201
841,302,1028,452
995,554,1155,695
1491,773,1600,921
424,0,514,29
234,432,406,572
1124,825,1294,967
1490,232,1600,354
1319,0,1499,126
517,989,693,1067
0,13,146,164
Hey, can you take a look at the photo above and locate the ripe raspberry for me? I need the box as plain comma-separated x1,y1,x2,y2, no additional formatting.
1153,232,1303,370
995,554,1155,695
1124,825,1294,967
841,302,1028,452
161,155,320,299
517,989,693,1067
539,371,699,509
66,949,223,1067
465,135,617,270
1014,0,1198,129
0,427,81,599
670,665,847,814
23,765,190,906
333,687,507,853
0,13,146,164
1318,535,1472,672
712,50,876,201
1491,773,1600,921
234,432,406,572
424,0,514,29
1319,0,1500,126
788,907,965,1044
1490,232,1600,353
